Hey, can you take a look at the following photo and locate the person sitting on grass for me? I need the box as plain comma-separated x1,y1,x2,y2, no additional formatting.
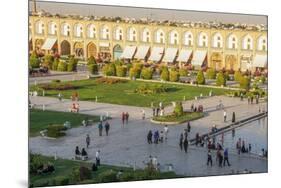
81,148,88,161
75,146,81,159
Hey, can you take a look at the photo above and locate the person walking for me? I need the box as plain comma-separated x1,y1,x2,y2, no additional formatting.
223,148,231,166
125,112,129,124
248,96,251,104
183,137,188,153
232,112,236,123
122,112,125,125
223,110,227,122
86,134,90,148
164,125,169,140
187,121,191,133
141,109,145,120
154,131,159,144
236,138,242,155
95,150,100,166
98,121,103,136
152,108,155,117
156,107,159,117
218,149,223,167
58,93,62,101
147,130,153,144
179,133,183,151
207,150,213,166
104,121,110,136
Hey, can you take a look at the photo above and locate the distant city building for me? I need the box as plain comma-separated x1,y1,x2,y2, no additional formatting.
29,12,267,72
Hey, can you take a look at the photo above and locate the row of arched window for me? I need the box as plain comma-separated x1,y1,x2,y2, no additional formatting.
31,20,267,51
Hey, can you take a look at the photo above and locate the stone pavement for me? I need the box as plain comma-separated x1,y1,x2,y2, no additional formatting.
29,95,268,176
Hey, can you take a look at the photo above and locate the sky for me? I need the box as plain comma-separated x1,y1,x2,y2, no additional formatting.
29,0,267,25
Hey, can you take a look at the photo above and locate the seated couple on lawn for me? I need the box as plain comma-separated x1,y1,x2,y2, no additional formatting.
70,103,79,113
75,146,88,161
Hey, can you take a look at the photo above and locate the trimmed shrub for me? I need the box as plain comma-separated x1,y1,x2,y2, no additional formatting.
169,70,180,82
102,63,116,76
234,71,242,82
67,56,78,72
129,67,141,79
57,61,67,72
114,59,124,66
42,54,54,69
239,76,251,91
141,68,153,80
47,124,67,138
52,58,59,70
206,68,216,79
196,70,205,85
29,52,40,68
30,154,46,175
179,68,188,77
96,77,127,84
116,65,127,77
160,68,170,81
87,63,98,74
216,71,226,86
174,102,184,116
87,56,96,65
98,170,118,183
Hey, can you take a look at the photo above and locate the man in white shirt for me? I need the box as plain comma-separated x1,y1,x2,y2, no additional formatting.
96,150,100,166
223,110,227,122
164,125,169,140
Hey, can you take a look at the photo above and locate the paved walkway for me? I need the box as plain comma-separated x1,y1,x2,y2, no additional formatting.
29,95,267,176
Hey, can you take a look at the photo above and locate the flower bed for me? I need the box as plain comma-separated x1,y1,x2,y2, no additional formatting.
151,112,204,124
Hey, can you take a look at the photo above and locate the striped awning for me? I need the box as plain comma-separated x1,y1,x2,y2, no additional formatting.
177,49,192,62
162,48,178,63
191,50,207,66
253,55,267,68
134,46,150,59
148,47,164,62
120,46,136,59
41,38,57,50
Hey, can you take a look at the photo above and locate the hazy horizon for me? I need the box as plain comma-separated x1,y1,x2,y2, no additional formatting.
29,0,267,25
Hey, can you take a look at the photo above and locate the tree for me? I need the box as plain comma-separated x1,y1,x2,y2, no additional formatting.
216,71,226,86
57,61,67,71
129,67,141,79
52,58,59,70
174,102,184,116
206,68,216,79
196,70,205,85
140,67,153,80
234,70,242,82
29,52,40,68
239,76,251,91
42,54,54,69
87,56,96,65
116,65,127,77
102,63,116,76
67,56,78,72
169,70,180,82
160,67,170,81
179,68,188,77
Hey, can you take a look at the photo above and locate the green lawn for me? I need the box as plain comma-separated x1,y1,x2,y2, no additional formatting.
29,109,99,137
152,112,204,124
30,154,179,187
31,78,228,107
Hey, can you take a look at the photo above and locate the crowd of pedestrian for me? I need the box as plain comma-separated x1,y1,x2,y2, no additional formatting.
147,125,169,144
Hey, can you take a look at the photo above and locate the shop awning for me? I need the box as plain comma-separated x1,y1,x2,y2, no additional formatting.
253,55,267,68
162,48,178,63
120,46,137,59
41,38,57,50
177,49,192,62
191,50,207,66
134,46,150,59
99,42,110,47
148,47,164,62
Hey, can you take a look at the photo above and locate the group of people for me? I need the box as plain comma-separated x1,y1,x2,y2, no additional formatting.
236,138,252,154
151,102,165,117
98,121,110,136
75,146,88,161
190,103,203,112
247,95,260,104
207,145,231,167
121,112,129,125
179,122,192,153
147,125,169,144
147,155,159,171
